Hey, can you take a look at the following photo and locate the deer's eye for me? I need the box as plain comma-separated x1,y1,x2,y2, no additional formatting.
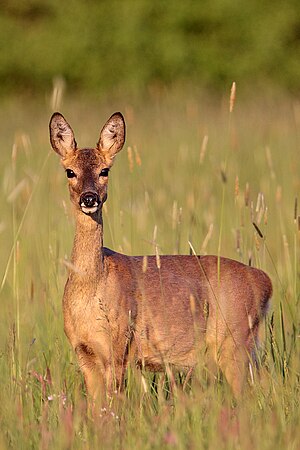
66,169,76,178
100,168,109,177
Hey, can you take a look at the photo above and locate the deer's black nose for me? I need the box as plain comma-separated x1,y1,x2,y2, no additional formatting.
80,192,100,208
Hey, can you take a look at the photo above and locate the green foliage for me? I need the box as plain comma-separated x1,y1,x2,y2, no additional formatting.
0,0,300,95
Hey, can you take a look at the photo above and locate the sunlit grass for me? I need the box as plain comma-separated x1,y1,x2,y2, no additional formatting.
0,87,299,448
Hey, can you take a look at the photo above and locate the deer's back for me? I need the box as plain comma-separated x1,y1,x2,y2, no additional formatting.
104,250,272,370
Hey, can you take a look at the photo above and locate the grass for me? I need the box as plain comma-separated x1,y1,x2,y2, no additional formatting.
0,86,299,449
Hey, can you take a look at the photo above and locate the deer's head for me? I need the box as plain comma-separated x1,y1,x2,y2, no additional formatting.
49,112,125,215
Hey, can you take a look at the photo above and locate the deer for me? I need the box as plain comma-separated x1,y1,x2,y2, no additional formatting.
49,111,272,403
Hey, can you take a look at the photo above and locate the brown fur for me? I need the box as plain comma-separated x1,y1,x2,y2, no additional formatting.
49,112,272,401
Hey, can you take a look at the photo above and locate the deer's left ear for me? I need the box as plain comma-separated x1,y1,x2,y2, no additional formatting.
97,112,126,162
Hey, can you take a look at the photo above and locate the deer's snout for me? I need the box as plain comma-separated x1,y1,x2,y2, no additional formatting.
80,192,100,214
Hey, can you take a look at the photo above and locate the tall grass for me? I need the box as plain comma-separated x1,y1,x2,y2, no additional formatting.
0,87,299,449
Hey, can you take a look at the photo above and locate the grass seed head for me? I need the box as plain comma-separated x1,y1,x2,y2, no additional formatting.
235,175,239,203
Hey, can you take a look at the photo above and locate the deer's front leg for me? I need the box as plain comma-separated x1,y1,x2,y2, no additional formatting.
75,343,125,407
75,343,107,407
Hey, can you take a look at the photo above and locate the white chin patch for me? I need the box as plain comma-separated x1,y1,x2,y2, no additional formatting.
81,205,98,214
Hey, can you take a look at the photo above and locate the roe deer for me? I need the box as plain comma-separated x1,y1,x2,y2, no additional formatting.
49,111,272,401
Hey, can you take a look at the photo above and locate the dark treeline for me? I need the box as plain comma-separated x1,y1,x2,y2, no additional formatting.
1,0,300,95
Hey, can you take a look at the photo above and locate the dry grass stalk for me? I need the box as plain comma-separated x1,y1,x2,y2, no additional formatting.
7,179,28,203
199,135,209,164
265,146,276,180
256,208,264,225
51,76,65,111
201,223,214,254
142,255,148,273
276,185,282,203
172,201,178,230
229,81,236,113
254,233,260,251
141,373,148,393
153,225,158,243
264,207,268,225
253,222,264,239
256,193,265,224
244,182,250,207
236,229,241,255
20,133,32,158
155,245,161,269
255,192,262,213
16,240,20,264
133,146,142,166
124,105,135,125
127,146,134,172
11,142,18,169
62,200,68,216
250,201,254,222
294,198,298,222
61,259,83,275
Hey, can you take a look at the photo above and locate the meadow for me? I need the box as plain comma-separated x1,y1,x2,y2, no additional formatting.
0,86,299,449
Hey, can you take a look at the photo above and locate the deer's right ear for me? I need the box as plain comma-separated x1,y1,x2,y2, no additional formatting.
49,113,77,157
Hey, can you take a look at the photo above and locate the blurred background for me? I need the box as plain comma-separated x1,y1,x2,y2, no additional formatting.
1,0,300,98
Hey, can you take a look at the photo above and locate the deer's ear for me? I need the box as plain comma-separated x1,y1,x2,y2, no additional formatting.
97,112,125,162
49,112,77,157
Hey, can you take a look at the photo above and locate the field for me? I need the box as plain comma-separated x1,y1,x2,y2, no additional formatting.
0,87,299,449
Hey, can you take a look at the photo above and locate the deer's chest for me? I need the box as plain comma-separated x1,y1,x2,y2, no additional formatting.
62,278,104,346
62,277,126,351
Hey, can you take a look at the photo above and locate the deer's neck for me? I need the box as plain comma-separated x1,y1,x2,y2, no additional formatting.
70,210,105,283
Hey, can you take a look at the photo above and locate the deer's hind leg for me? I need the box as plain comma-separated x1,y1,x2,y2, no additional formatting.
217,336,248,398
206,317,256,398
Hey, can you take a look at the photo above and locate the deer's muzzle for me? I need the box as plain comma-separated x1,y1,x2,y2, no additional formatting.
80,191,100,214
